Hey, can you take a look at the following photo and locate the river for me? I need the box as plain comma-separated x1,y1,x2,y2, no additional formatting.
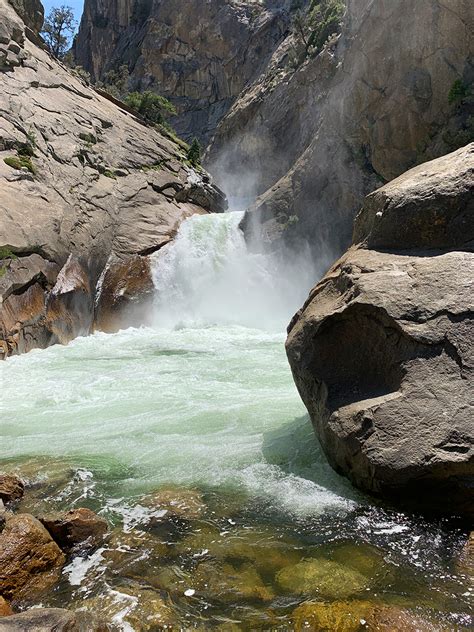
0,212,471,629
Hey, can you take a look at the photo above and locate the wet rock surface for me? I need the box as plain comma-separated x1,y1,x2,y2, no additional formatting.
39,508,108,552
0,475,24,504
286,145,474,517
0,608,107,631
94,255,155,334
0,513,65,601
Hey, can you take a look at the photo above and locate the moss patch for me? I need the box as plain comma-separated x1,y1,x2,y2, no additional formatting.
4,155,36,174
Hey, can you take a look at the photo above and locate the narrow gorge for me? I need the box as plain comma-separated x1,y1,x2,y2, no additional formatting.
0,0,473,630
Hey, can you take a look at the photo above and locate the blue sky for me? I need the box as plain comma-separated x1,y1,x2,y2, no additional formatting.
43,0,84,23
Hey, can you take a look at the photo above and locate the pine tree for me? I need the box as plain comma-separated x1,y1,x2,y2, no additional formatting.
187,138,201,167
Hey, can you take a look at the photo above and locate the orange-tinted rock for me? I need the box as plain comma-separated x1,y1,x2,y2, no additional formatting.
0,513,65,601
0,597,13,617
94,255,155,333
39,507,108,551
45,255,93,344
0,474,24,504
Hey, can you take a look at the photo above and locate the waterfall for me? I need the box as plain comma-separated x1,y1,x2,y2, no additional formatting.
150,211,322,330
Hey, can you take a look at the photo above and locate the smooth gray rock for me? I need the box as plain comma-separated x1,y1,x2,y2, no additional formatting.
286,147,474,517
353,144,474,252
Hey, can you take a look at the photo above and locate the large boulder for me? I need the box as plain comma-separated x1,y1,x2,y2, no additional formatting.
286,145,474,517
0,513,65,601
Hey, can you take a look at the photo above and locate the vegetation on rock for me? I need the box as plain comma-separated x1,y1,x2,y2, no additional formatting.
3,155,35,174
290,0,345,65
448,79,471,105
125,90,177,126
187,137,202,167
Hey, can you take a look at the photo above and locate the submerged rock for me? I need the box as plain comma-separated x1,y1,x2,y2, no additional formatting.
364,606,447,631
0,607,108,631
76,585,176,631
101,528,169,580
286,145,474,517
177,524,302,575
291,600,374,632
457,531,474,578
0,513,65,601
0,474,24,504
38,507,108,552
141,486,207,521
276,558,370,599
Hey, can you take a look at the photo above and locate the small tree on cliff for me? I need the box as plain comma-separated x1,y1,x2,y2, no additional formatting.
125,91,176,125
41,5,77,59
187,138,201,167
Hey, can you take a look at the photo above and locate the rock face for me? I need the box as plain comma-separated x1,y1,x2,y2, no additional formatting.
7,0,43,32
0,475,24,504
208,0,474,253
0,513,65,601
73,0,293,144
0,598,13,617
286,145,474,517
0,0,226,357
39,508,108,551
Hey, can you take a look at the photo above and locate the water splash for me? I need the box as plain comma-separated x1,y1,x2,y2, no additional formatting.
151,211,322,330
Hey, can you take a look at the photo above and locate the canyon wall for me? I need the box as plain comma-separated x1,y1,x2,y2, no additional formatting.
73,0,295,145
0,0,225,357
208,0,474,254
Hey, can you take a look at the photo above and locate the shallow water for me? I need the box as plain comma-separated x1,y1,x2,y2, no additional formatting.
1,213,472,630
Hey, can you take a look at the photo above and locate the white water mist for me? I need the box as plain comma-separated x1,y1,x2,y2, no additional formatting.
151,211,325,330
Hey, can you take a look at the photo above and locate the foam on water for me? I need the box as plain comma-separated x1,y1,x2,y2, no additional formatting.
0,212,350,516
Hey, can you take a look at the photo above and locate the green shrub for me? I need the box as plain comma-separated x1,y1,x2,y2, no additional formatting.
102,169,116,179
4,155,36,174
0,246,17,260
79,132,97,144
125,90,177,125
307,0,345,52
448,79,470,104
187,137,201,167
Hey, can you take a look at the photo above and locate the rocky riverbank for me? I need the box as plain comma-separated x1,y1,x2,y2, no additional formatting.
0,461,472,631
286,143,474,519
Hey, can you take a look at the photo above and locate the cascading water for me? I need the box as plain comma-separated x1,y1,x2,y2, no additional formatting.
150,211,321,330
1,211,472,629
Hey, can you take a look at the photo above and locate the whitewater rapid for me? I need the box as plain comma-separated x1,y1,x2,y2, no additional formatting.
1,211,350,515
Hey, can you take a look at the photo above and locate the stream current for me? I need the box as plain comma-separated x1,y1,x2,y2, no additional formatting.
1,212,472,630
